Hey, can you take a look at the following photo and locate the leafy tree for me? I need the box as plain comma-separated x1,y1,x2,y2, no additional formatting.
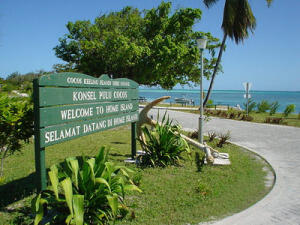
54,2,221,89
257,100,271,113
283,104,295,117
243,98,256,113
270,101,280,115
202,0,273,106
0,93,34,178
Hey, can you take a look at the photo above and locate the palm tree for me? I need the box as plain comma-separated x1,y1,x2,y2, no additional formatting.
203,0,273,106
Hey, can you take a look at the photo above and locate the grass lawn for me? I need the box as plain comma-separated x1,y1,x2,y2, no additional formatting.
0,125,273,224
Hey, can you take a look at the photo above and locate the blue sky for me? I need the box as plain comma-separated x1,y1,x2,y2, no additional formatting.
0,0,299,91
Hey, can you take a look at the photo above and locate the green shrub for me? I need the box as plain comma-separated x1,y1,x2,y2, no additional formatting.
206,99,214,108
0,93,33,177
257,100,271,113
298,112,300,120
283,104,296,117
32,147,141,225
269,101,280,115
207,131,217,142
243,99,256,113
138,114,190,167
217,131,231,148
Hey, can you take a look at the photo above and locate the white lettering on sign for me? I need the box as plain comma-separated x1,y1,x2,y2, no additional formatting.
67,77,82,84
84,78,98,85
60,107,93,120
45,126,80,144
126,113,138,122
120,81,130,86
114,116,125,125
83,120,107,133
99,91,112,100
99,80,111,86
112,81,119,86
120,103,133,111
73,91,96,101
113,91,127,99
96,106,104,115
106,104,119,113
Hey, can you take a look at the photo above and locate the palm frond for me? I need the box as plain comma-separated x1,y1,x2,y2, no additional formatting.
203,0,220,8
222,0,256,43
266,0,273,7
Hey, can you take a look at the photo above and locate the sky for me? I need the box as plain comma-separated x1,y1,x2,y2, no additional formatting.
0,0,299,91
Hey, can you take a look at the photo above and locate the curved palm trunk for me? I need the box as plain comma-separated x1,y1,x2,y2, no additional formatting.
203,33,227,106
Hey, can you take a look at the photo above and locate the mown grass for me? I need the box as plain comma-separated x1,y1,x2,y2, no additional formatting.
0,125,273,224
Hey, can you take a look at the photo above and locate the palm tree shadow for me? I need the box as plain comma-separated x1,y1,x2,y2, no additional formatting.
195,152,205,172
0,172,37,208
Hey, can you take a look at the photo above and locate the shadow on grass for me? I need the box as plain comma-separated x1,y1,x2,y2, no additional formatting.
195,152,205,172
0,172,36,208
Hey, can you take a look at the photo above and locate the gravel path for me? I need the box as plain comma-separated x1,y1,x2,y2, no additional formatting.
147,108,300,225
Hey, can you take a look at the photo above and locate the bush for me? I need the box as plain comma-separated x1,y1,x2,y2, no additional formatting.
283,104,296,117
265,117,283,124
298,112,300,120
257,100,271,113
206,99,214,108
138,114,191,167
32,147,141,225
188,130,198,139
240,114,254,121
0,93,33,177
243,99,256,113
217,131,231,148
269,101,280,115
207,131,217,142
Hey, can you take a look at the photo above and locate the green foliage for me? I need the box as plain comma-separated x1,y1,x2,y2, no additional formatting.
217,131,231,148
243,99,256,113
0,92,34,177
283,104,296,117
298,112,300,120
54,2,221,89
206,99,214,108
269,101,280,115
257,100,271,113
32,147,141,225
138,114,191,167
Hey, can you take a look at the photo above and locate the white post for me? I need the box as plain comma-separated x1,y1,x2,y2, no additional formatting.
198,49,204,144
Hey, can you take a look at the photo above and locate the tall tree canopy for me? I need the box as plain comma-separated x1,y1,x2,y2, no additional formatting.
203,0,273,105
54,2,221,89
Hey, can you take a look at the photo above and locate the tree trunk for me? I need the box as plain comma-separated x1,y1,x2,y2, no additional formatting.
0,147,8,178
203,33,227,106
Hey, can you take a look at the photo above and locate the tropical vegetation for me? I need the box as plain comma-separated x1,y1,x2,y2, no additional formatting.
54,2,222,89
138,114,190,167
0,92,33,178
202,0,273,106
32,147,141,225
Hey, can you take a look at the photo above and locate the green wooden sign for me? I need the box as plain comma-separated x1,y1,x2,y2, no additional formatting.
39,72,138,89
34,72,139,191
39,87,138,107
40,111,138,147
40,101,139,127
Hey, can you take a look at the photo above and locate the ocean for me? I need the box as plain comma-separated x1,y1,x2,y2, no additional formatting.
139,89,300,113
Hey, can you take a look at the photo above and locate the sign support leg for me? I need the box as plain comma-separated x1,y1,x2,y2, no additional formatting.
34,145,46,191
131,122,136,159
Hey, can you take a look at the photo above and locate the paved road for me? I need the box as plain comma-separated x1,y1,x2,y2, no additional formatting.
148,108,300,225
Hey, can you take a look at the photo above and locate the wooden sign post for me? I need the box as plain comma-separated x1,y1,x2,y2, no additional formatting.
33,72,139,191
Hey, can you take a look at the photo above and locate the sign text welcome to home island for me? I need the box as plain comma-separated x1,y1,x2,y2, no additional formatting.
33,72,139,191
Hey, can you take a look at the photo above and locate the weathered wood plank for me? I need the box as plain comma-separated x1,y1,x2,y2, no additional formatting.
40,111,139,147
39,87,138,107
40,101,139,127
39,73,139,89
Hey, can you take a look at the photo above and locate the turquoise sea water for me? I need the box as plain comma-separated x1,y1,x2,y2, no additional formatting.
139,89,300,113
